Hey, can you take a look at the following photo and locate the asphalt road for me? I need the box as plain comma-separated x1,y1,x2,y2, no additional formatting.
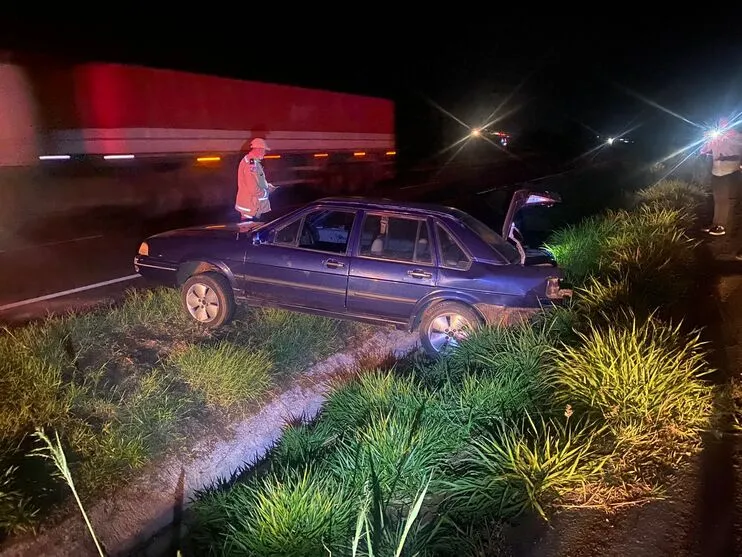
0,153,584,325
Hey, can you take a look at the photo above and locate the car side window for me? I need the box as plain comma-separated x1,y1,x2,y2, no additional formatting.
360,214,432,264
273,218,302,245
297,209,356,254
436,223,471,270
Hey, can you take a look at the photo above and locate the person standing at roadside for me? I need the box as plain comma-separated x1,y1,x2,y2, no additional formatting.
235,138,277,221
700,119,742,236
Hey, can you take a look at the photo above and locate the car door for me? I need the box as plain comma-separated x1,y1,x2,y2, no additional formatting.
242,208,358,312
347,211,438,321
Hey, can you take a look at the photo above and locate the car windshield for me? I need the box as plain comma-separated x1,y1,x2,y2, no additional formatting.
458,212,521,263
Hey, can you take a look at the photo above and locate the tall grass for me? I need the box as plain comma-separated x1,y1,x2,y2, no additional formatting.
225,468,354,556
546,204,697,290
442,414,608,521
550,312,714,478
634,179,708,216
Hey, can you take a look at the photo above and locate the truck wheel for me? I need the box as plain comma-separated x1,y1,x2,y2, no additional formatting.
181,272,235,329
418,301,481,358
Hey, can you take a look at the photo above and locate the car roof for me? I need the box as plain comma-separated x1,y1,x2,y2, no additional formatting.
314,196,466,220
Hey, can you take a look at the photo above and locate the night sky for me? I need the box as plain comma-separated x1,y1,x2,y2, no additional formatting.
2,16,741,161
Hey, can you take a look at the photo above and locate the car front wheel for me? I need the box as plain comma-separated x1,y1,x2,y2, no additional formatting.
418,301,481,358
181,272,235,328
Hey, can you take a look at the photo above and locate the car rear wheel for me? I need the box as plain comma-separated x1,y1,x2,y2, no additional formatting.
419,301,481,358
181,272,235,328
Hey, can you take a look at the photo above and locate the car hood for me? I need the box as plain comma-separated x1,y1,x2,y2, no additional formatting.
149,221,263,241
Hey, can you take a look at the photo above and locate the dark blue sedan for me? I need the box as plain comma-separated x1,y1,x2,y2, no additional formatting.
134,190,571,356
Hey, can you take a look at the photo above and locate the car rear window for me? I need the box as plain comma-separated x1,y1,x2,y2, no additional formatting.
458,213,521,263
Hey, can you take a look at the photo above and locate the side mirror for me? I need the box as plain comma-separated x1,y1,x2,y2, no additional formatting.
252,229,273,245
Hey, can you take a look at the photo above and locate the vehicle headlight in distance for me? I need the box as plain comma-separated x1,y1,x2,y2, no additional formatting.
138,242,149,256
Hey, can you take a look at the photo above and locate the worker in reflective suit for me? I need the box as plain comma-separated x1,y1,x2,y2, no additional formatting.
235,138,276,221
700,119,742,236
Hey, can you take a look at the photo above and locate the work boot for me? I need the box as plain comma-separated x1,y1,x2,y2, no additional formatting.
708,225,726,236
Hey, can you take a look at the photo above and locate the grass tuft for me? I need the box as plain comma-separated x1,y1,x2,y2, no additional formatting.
170,341,273,412
550,311,714,479
443,414,608,521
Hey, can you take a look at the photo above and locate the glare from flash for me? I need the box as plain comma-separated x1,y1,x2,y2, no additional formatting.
652,148,699,186
425,98,470,131
479,70,534,131
615,83,703,129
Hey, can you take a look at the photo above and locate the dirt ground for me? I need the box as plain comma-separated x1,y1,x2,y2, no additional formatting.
502,234,742,557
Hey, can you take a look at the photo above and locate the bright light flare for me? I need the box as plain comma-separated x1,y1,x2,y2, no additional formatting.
607,137,615,145
471,128,481,137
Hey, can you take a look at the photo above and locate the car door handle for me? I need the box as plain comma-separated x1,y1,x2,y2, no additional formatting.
407,269,432,279
324,259,345,269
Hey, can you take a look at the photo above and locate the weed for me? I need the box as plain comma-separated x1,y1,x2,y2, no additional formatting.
31,429,105,556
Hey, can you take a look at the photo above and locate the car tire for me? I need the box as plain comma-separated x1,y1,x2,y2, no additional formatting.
181,272,235,329
418,301,482,358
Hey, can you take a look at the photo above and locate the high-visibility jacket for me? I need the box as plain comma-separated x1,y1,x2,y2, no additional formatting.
235,156,275,218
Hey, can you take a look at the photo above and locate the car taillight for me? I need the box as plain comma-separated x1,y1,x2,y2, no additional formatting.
546,277,572,299
546,277,559,298
138,242,149,256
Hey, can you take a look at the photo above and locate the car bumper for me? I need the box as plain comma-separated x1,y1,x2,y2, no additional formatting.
133,255,178,285
474,303,540,327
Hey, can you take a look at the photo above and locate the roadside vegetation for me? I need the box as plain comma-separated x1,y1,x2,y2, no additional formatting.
186,177,720,556
0,290,364,540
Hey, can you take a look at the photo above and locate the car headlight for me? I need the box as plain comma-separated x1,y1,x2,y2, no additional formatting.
138,242,149,256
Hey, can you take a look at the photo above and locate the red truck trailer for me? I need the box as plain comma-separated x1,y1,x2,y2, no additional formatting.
0,59,396,192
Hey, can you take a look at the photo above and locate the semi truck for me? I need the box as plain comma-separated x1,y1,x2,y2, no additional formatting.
0,56,396,192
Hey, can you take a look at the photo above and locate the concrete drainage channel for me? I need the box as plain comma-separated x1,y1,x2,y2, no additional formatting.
0,328,419,557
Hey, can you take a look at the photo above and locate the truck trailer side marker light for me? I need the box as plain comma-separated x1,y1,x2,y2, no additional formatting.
314,153,329,158
353,152,366,157
104,154,135,160
39,155,71,160
264,154,281,159
196,156,221,162
385,151,396,156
